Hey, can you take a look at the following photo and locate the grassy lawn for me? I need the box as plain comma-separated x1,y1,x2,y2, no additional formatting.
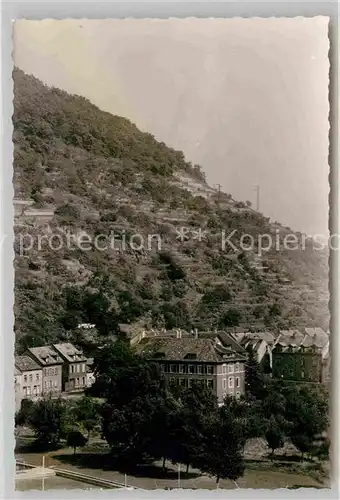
15,438,329,491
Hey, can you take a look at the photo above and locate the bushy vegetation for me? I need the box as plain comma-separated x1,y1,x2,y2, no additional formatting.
15,342,329,479
13,68,329,351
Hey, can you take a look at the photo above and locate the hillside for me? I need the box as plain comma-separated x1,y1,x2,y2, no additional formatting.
13,68,329,353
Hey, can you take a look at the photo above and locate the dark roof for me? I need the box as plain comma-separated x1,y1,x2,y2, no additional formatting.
27,346,63,366
15,355,42,372
136,337,245,363
196,331,245,354
53,343,86,363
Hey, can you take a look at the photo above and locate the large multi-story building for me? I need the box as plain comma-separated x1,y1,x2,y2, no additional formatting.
26,346,63,395
136,329,246,404
53,343,88,392
271,328,329,384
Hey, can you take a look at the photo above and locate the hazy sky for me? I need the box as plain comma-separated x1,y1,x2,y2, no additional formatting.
13,18,329,235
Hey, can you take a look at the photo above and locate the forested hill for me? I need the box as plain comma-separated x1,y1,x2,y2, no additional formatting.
13,68,329,353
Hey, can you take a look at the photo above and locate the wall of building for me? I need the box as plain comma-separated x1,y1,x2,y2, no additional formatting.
272,351,322,383
42,364,62,395
14,374,23,412
65,361,87,391
216,361,245,402
21,369,43,399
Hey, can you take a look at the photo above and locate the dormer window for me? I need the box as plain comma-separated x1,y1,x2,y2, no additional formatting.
184,353,197,360
154,352,165,359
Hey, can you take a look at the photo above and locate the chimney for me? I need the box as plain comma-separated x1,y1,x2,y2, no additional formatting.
195,328,198,339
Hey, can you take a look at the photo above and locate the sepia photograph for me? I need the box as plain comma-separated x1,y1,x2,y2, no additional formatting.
12,17,330,492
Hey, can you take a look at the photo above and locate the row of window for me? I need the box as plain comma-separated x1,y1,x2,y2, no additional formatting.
169,378,214,390
23,373,40,383
161,364,215,375
44,380,58,389
44,367,58,376
222,363,241,374
222,377,241,389
74,377,86,387
22,385,41,396
70,363,86,374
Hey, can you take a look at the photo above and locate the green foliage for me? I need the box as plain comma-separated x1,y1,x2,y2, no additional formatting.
265,416,285,454
72,396,100,440
26,397,68,449
245,348,265,399
66,430,87,454
15,398,35,427
196,404,245,484
13,68,329,351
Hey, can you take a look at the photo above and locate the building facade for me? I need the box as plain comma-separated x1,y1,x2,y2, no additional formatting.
53,343,88,392
27,346,63,395
15,355,43,408
136,330,246,404
271,328,329,384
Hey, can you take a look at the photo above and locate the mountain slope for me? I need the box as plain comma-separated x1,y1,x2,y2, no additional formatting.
13,68,329,353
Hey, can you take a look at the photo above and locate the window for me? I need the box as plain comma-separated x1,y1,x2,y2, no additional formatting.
189,365,195,374
36,373,40,381
54,380,58,387
37,386,41,395
228,364,234,373
222,364,227,374
29,374,33,382
223,378,227,390
33,385,37,395
164,364,170,373
44,381,47,389
236,377,240,388
27,386,31,396
235,363,239,372
54,367,58,375
207,379,214,390
236,392,241,399
197,365,203,374
170,364,178,373
14,377,17,384
312,357,318,366
185,353,197,360
301,371,305,379
82,377,85,386
49,380,52,388
207,365,214,375
228,377,234,388
24,375,27,382
179,364,184,374
23,386,27,396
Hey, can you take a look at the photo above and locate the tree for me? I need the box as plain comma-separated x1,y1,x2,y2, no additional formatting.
284,386,328,460
265,417,285,456
67,430,87,455
219,308,241,328
196,405,245,487
223,395,265,451
170,385,218,474
15,398,35,427
245,347,264,399
27,397,67,448
73,396,100,441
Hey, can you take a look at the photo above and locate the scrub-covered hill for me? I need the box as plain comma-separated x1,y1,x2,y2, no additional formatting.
13,68,329,353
